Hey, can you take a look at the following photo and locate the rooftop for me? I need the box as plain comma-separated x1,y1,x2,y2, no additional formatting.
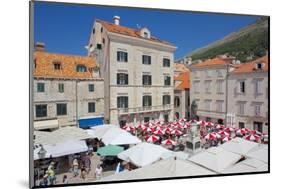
96,19,175,47
232,55,268,74
190,57,232,69
174,63,189,73
174,71,190,90
33,50,101,80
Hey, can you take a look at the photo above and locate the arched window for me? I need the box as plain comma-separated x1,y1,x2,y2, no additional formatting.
76,65,87,72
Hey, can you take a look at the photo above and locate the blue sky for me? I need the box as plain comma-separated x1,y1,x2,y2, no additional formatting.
34,2,259,59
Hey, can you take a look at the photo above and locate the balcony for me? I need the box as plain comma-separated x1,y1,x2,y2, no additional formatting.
117,104,173,115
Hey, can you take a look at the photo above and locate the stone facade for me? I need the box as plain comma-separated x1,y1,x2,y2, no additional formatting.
88,18,177,126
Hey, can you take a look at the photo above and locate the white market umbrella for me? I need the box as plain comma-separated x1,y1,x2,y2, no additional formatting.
220,137,259,155
117,142,173,167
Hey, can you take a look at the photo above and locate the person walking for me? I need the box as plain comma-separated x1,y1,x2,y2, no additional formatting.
82,153,91,174
62,175,68,184
95,164,103,180
72,158,79,177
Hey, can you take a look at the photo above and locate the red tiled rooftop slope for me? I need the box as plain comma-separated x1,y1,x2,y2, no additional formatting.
190,57,231,68
174,71,190,90
232,55,268,74
96,19,174,46
33,51,99,79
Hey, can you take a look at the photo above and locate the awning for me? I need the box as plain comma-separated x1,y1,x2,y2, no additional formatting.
34,119,59,131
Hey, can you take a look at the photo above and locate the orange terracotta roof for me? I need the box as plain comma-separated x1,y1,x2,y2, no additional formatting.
190,57,231,68
174,71,190,90
232,55,269,74
174,63,189,73
33,51,99,79
96,20,174,46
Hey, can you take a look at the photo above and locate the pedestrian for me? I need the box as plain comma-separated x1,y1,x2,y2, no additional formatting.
95,164,103,180
39,174,49,186
72,158,79,177
62,175,68,184
46,167,56,185
81,166,87,180
82,153,91,173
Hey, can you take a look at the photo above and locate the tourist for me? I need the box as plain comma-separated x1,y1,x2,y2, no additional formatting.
95,164,103,180
72,158,79,177
46,166,56,185
82,153,91,173
81,166,87,180
39,174,49,186
62,175,68,184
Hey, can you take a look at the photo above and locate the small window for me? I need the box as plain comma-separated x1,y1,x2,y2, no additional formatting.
257,63,262,69
76,65,87,72
143,95,152,107
164,76,171,86
57,103,67,116
117,96,128,108
142,55,151,65
238,103,245,115
163,58,170,67
239,122,245,129
101,27,103,33
54,63,62,70
35,104,47,118
92,28,95,34
174,96,180,107
102,38,105,44
239,81,245,93
117,73,128,85
58,83,64,93
37,83,45,92
163,95,171,105
88,84,95,92
96,44,102,50
144,32,148,38
117,51,128,62
88,102,96,113
142,75,152,85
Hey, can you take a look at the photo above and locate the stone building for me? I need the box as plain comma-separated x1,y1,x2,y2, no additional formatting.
174,70,190,119
33,43,104,129
227,55,269,133
87,16,177,126
189,56,236,124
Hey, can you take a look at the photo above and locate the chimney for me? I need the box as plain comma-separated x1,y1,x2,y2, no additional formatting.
35,42,45,51
113,16,120,25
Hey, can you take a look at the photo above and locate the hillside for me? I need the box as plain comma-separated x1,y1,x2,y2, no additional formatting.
183,17,269,63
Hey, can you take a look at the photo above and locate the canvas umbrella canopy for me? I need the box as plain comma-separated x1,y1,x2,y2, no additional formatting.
153,129,165,135
206,122,214,127
155,120,164,125
179,118,187,122
145,135,160,143
224,127,235,133
117,142,173,167
216,124,225,130
97,144,124,156
245,134,260,142
183,123,190,129
204,133,217,140
163,127,172,134
251,130,262,136
162,139,176,145
175,124,184,130
220,137,259,155
246,145,268,163
222,136,232,142
122,125,135,132
152,125,164,131
142,127,153,133
136,124,146,130
241,128,251,134
171,129,183,136
188,147,241,173
218,131,230,137
235,128,245,136
100,158,215,181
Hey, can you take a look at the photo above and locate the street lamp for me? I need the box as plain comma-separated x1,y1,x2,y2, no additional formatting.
37,144,47,159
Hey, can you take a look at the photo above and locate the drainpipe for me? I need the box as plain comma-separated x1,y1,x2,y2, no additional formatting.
76,79,79,127
225,64,229,126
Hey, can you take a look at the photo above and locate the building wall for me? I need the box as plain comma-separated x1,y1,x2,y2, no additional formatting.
227,72,268,132
108,40,175,125
190,66,229,123
33,78,104,127
174,89,190,119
